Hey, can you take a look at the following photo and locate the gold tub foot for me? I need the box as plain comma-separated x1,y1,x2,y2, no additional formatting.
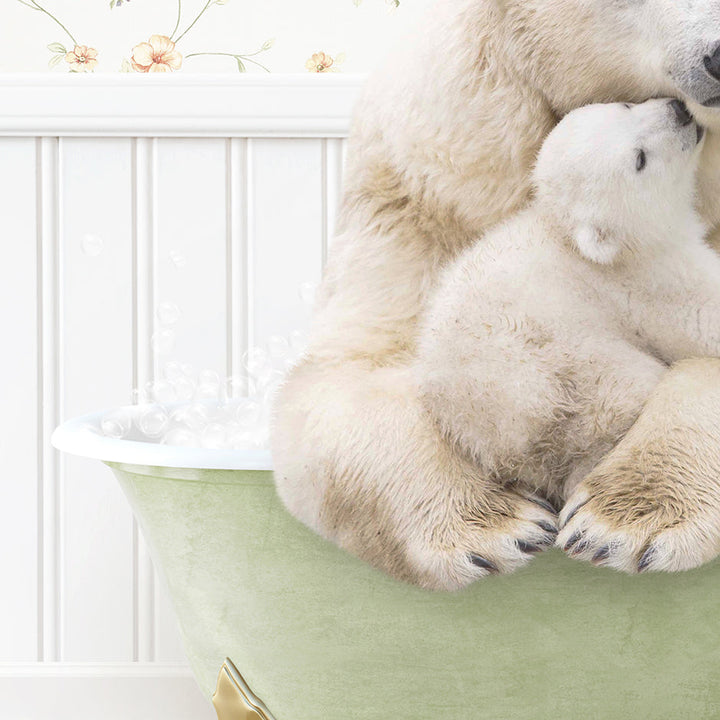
212,658,276,720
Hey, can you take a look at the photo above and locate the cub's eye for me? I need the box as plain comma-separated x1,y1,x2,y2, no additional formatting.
636,149,647,172
623,103,632,109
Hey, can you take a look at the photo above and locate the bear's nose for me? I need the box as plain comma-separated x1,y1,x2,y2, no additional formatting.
704,43,720,82
669,98,693,126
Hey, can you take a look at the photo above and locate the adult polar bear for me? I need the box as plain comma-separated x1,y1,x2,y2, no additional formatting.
272,0,720,590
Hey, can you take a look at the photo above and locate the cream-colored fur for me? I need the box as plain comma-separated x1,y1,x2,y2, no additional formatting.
272,0,720,590
419,99,720,576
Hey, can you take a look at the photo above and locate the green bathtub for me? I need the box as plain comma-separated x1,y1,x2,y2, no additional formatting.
54,407,720,720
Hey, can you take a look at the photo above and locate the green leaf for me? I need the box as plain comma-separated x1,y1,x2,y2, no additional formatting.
235,57,246,72
48,53,64,69
47,42,66,54
261,38,275,51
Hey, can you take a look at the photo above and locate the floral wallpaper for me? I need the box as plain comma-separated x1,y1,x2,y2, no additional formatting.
2,0,433,74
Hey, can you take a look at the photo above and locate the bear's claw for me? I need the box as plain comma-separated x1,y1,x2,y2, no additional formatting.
468,554,499,573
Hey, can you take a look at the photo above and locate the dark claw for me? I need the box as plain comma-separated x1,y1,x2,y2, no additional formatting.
526,495,558,515
535,520,559,535
561,499,589,529
563,531,583,552
516,540,543,554
592,545,611,564
570,539,591,556
638,545,656,573
469,554,499,573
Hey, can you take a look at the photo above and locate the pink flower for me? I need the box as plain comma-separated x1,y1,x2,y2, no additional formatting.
65,45,98,72
305,52,334,73
131,35,182,73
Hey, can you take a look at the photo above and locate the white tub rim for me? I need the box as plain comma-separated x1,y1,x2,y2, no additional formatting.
51,404,274,471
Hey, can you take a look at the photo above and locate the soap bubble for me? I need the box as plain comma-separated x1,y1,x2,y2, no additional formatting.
146,379,177,404
156,301,181,326
242,347,269,376
182,402,211,431
195,382,221,401
267,335,289,360
298,281,318,306
81,234,103,257
228,429,256,450
198,369,220,386
201,422,227,449
224,375,251,401
235,399,263,429
101,409,131,439
162,428,199,447
289,330,307,354
174,375,196,402
169,250,187,269
151,328,175,355
162,361,185,384
137,405,169,437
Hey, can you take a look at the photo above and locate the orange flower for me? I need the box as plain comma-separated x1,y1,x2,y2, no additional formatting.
305,52,334,73
64,45,98,72
131,35,183,73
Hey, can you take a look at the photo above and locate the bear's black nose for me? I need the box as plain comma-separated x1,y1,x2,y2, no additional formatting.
669,99,693,126
704,43,720,82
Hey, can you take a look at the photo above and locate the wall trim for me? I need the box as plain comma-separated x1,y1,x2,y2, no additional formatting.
0,663,214,720
0,74,366,138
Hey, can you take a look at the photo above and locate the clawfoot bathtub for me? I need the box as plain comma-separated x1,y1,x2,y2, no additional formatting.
53,407,720,720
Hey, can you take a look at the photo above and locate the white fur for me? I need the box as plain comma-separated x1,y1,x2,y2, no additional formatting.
272,0,720,590
418,99,714,501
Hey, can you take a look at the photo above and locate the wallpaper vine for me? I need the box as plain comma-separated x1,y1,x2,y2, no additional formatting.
3,0,432,74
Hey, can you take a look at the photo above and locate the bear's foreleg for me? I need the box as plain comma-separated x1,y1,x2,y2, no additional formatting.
557,358,720,573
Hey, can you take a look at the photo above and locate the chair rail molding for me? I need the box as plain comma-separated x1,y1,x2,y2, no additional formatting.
0,74,367,138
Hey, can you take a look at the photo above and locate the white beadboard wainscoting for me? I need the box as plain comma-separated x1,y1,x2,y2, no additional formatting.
0,74,363,719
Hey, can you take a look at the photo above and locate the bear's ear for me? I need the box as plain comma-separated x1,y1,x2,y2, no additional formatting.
573,224,620,265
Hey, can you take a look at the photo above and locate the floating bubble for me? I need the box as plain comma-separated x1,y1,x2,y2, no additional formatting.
157,301,181,326
151,328,175,355
137,405,169,437
267,335,289,360
169,250,187,268
101,409,131,439
298,281,318,306
81,234,104,257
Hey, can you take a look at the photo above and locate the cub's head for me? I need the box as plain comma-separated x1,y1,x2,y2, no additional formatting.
533,98,706,265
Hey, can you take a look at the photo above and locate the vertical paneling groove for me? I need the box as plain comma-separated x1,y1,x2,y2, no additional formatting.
38,136,62,662
132,137,156,663
245,139,256,352
227,139,249,379
321,139,329,268
323,138,344,261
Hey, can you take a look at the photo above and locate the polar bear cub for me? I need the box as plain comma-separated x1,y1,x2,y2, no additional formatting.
418,98,720,575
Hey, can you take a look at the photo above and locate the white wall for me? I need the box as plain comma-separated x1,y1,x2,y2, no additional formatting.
0,74,361,720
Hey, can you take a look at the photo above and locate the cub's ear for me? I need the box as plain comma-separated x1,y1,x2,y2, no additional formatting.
573,225,620,265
